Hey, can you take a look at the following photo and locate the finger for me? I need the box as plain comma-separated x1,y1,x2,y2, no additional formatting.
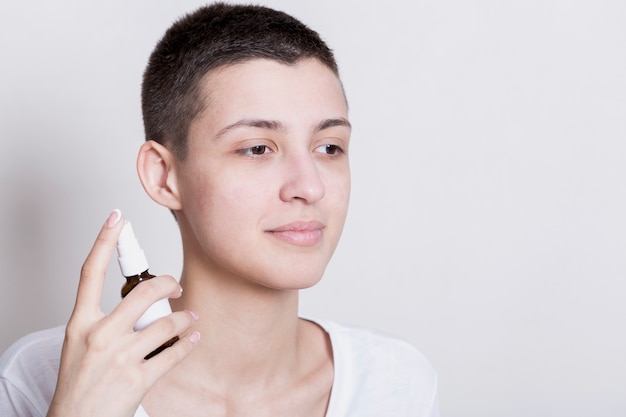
73,209,125,317
133,309,198,360
107,275,182,332
141,326,201,380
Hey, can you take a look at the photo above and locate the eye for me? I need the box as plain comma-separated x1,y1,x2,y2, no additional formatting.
314,144,343,155
238,145,272,156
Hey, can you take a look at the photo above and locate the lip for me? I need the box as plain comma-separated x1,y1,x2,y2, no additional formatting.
266,220,325,246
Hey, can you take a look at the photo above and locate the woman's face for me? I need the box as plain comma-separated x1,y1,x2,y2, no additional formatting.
176,58,351,290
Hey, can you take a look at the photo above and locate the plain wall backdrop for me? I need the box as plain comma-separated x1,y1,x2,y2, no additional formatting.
1,1,625,416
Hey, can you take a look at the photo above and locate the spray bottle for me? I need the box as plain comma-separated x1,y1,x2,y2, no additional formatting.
116,221,179,359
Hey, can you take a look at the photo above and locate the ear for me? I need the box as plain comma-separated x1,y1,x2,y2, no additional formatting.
136,140,183,210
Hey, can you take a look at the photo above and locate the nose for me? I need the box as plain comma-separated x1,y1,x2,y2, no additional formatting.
279,153,326,204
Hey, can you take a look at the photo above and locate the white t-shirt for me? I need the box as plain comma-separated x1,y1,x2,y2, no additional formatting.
1,320,439,416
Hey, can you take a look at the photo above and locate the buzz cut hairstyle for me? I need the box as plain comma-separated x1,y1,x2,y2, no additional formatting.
141,2,339,159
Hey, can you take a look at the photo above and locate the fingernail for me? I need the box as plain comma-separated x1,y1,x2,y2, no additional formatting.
106,209,122,228
188,331,201,344
188,310,199,320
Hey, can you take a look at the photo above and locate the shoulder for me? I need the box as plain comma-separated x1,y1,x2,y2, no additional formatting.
312,319,439,417
1,325,65,377
0,326,65,417
318,319,436,377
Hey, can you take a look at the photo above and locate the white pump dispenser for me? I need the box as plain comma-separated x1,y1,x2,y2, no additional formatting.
116,221,173,332
117,221,149,278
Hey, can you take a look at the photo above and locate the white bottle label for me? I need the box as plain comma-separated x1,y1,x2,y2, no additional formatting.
134,298,172,331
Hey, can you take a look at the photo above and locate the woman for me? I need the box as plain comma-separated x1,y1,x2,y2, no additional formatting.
0,4,438,416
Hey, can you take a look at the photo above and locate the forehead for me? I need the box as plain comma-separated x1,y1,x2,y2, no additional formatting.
194,58,348,130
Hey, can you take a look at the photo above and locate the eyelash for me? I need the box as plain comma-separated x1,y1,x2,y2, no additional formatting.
237,143,344,157
315,144,343,155
237,145,272,156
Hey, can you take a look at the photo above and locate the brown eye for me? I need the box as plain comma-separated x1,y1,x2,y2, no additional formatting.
315,144,343,155
250,145,267,155
238,145,271,156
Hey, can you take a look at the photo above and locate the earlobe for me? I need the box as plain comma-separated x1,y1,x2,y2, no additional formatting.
136,140,183,210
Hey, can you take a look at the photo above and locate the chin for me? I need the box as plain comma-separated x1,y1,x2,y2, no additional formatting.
251,264,327,291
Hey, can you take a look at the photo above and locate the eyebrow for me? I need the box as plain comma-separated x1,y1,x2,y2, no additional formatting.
213,117,351,141
314,117,352,132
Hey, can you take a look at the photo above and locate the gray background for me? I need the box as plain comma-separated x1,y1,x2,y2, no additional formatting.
1,1,625,415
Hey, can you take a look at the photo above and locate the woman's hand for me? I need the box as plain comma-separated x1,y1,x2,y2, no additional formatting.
47,210,200,417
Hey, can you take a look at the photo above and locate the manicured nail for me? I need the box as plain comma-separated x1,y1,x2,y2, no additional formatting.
188,310,199,320
188,331,201,344
106,209,122,228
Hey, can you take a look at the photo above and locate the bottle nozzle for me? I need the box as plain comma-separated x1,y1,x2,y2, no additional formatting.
117,221,149,277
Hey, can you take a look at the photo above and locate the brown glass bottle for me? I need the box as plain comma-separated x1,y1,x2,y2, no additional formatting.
121,269,179,360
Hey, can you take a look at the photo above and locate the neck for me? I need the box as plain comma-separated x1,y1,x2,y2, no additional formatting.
169,263,302,391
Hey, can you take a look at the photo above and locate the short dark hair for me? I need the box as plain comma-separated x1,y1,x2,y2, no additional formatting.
141,2,339,159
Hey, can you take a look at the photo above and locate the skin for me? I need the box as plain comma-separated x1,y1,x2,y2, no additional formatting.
49,58,351,417
47,210,199,417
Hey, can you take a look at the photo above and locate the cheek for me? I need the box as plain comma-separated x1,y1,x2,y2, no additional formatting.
179,166,212,217
179,176,256,271
325,166,351,212
181,166,270,238
320,168,351,247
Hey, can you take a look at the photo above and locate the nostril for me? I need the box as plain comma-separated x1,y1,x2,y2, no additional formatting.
279,159,325,204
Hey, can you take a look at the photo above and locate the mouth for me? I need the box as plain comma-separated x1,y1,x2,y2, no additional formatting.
266,220,325,246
